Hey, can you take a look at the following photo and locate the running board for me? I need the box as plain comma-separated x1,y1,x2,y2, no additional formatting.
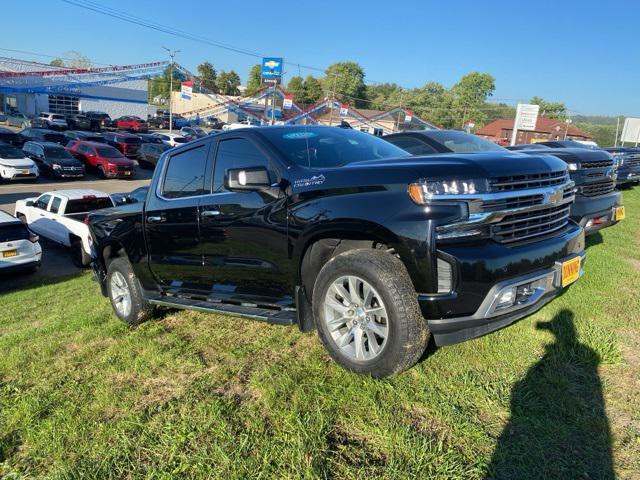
147,295,296,326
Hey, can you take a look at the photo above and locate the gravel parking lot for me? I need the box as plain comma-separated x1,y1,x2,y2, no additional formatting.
0,169,153,292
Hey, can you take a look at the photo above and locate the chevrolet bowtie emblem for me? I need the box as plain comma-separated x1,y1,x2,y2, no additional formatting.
549,188,564,205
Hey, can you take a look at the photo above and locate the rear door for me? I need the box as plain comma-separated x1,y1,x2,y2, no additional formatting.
198,136,292,306
144,143,212,290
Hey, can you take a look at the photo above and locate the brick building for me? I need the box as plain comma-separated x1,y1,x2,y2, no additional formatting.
476,117,592,144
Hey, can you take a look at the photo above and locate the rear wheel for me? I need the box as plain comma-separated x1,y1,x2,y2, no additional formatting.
106,257,153,326
313,249,430,378
71,238,91,268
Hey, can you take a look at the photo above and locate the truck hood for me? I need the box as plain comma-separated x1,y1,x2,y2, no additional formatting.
0,156,36,169
343,152,568,180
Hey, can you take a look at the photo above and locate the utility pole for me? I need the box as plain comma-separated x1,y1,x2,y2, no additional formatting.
162,46,180,133
563,117,571,140
614,116,621,147
328,73,337,127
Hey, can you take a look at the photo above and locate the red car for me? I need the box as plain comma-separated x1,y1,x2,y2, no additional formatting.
114,116,148,132
67,140,135,179
103,132,142,158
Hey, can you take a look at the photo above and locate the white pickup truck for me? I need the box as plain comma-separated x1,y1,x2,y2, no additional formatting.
15,189,114,266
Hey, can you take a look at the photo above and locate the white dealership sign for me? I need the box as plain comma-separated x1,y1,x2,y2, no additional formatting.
511,103,540,145
620,117,640,145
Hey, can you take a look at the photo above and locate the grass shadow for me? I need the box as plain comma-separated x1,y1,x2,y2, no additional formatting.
486,309,614,479
586,231,604,248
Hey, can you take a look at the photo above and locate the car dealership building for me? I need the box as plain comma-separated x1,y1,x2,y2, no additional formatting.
0,56,165,119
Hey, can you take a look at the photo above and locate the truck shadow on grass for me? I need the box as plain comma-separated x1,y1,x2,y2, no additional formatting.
487,309,614,479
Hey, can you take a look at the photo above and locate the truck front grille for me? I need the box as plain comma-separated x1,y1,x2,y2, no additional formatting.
489,171,568,192
582,160,613,168
626,158,640,168
580,180,615,197
492,204,571,244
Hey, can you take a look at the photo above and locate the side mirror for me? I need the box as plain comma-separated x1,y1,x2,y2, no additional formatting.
226,167,270,191
25,200,34,207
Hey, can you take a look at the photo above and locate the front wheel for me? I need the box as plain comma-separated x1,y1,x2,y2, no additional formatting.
313,249,430,378
106,257,153,326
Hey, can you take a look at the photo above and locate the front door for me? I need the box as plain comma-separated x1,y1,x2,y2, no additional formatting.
198,137,292,306
145,143,211,291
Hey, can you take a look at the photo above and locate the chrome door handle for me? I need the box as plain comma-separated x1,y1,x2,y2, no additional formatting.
201,210,221,218
146,215,165,223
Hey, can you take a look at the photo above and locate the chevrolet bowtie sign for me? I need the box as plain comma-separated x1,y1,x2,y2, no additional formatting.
262,57,283,84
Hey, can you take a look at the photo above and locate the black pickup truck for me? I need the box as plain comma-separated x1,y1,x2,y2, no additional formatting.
603,147,640,187
88,126,585,377
384,131,624,235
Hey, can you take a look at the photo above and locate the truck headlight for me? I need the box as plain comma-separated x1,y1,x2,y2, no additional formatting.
408,179,487,204
52,164,62,170
567,163,578,171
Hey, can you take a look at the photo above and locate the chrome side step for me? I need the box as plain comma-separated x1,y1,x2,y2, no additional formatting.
147,295,296,326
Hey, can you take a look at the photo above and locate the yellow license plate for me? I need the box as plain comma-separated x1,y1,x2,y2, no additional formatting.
2,250,17,258
615,206,625,221
21,170,30,175
124,171,131,176
561,257,581,287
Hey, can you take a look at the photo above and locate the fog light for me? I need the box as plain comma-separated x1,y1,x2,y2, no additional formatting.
495,287,516,310
436,258,453,293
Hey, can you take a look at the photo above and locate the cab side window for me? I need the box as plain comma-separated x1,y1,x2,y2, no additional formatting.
161,146,208,199
212,138,271,193
35,194,51,210
50,197,62,214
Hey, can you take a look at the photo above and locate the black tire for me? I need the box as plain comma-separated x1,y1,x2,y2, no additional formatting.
106,257,153,326
71,238,91,268
98,165,107,179
313,249,430,378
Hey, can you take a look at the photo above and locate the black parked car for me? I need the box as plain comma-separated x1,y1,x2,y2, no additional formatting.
0,127,27,147
385,130,624,236
137,142,170,168
66,113,92,131
18,128,68,146
88,126,585,377
84,111,113,131
64,130,106,144
22,141,85,178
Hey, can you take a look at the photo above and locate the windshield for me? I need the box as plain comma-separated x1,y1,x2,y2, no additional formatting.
260,127,410,168
425,131,506,153
0,145,26,159
65,197,113,214
44,146,73,159
96,146,123,158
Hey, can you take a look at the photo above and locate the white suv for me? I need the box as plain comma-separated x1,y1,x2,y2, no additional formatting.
38,112,68,130
0,210,42,274
0,143,39,181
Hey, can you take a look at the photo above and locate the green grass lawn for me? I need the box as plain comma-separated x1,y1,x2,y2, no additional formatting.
2,191,640,480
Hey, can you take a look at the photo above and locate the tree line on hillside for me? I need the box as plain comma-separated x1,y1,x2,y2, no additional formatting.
132,54,618,144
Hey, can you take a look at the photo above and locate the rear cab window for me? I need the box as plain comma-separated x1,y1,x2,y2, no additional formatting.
65,197,113,214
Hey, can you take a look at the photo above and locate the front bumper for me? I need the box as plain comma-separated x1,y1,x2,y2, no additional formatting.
616,169,640,186
570,191,623,235
420,221,585,345
0,166,39,180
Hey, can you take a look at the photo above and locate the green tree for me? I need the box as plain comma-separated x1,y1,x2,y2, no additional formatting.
246,64,263,95
451,72,496,127
49,58,65,67
406,82,455,128
148,66,184,104
366,83,402,110
303,75,323,105
530,96,567,119
287,76,305,103
197,62,217,92
323,62,366,107
65,51,92,69
216,70,241,95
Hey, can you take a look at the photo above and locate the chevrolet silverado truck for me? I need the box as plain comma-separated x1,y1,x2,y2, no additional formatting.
604,147,640,187
15,189,114,266
384,131,624,236
88,126,585,377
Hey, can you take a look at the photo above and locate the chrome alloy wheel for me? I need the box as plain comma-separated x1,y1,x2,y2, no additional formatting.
323,275,389,361
110,271,132,318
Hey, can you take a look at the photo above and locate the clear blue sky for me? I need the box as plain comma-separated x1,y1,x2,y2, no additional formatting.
2,0,637,116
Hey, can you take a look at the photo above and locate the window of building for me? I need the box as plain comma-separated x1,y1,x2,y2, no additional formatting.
48,95,79,116
212,138,270,193
161,146,208,198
